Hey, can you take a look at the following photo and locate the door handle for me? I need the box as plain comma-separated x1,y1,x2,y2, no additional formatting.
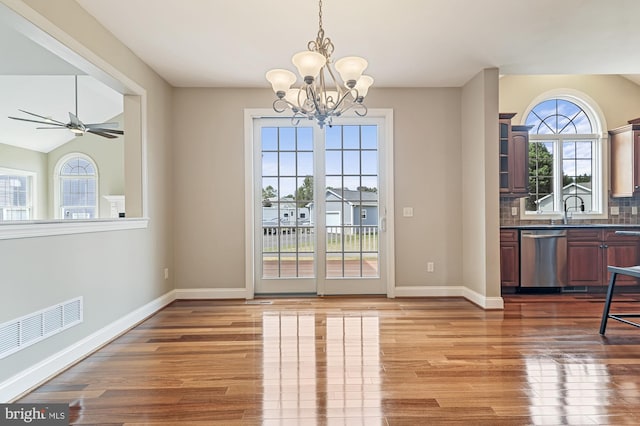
379,217,386,232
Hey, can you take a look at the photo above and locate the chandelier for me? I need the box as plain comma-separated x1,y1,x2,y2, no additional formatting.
265,0,373,128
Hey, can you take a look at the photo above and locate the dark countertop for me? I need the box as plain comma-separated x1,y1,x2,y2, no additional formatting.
501,224,640,230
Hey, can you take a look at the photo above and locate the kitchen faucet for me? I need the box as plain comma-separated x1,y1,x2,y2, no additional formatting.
563,194,585,224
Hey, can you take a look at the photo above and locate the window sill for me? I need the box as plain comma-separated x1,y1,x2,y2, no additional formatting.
0,218,149,240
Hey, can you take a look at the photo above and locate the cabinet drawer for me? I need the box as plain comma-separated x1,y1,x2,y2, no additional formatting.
500,229,518,242
568,228,603,241
604,229,640,242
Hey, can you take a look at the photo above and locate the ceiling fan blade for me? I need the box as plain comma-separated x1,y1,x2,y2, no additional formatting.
87,129,118,139
84,122,119,129
87,127,124,135
36,127,70,130
17,109,66,125
8,116,66,127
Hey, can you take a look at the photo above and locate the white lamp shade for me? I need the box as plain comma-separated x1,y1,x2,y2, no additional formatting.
266,69,297,93
285,88,304,106
354,75,374,98
335,56,368,84
292,51,326,80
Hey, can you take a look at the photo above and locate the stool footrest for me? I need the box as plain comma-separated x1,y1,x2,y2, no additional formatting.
600,268,640,335
607,314,640,329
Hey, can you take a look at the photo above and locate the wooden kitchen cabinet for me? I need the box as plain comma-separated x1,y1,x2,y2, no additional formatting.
567,228,640,286
499,113,530,196
500,229,519,287
609,123,640,197
567,229,603,286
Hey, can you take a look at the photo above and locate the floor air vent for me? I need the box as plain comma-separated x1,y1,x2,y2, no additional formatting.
0,297,83,360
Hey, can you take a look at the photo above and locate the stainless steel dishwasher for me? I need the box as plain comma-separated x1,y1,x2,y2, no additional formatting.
520,229,568,287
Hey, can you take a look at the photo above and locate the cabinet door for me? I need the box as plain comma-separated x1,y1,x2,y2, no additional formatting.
500,242,519,286
567,241,603,286
634,131,640,194
499,121,511,193
511,130,529,194
605,242,640,284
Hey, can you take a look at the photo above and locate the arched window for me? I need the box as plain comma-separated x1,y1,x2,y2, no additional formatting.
56,154,98,219
524,97,603,215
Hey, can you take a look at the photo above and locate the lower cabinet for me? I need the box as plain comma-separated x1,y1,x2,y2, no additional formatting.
567,228,640,286
500,229,519,287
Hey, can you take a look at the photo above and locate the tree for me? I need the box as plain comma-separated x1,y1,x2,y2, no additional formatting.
262,185,276,207
295,176,313,208
527,142,553,210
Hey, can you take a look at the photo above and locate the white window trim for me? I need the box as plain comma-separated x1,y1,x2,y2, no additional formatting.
0,166,37,221
519,91,609,221
54,153,99,220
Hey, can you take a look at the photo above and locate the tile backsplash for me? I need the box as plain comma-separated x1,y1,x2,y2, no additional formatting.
500,195,640,226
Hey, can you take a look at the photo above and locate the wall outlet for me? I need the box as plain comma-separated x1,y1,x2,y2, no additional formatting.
633,206,638,215
511,207,518,216
610,206,620,216
164,268,169,280
403,207,414,217
427,262,434,272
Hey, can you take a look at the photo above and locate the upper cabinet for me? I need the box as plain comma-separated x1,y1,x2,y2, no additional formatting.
499,113,530,196
609,121,640,198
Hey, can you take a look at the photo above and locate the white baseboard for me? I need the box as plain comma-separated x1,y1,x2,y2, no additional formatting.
0,290,176,403
174,288,249,299
394,285,504,310
394,285,466,298
463,287,504,310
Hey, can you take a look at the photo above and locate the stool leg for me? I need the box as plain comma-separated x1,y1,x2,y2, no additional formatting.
600,272,618,335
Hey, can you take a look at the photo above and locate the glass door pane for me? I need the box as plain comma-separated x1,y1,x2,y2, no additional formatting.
323,124,383,290
256,122,317,294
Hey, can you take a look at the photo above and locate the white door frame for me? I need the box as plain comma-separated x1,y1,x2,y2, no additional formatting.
243,108,395,298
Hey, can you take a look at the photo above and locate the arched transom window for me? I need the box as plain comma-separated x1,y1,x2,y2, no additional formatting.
57,154,98,219
524,98,602,215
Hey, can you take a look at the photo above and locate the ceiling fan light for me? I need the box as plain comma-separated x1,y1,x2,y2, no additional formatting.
335,56,368,88
292,51,326,83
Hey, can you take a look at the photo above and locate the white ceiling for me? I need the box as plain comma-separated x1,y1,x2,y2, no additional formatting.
75,0,640,88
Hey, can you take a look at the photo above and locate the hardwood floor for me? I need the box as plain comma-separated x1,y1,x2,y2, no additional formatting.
15,294,640,425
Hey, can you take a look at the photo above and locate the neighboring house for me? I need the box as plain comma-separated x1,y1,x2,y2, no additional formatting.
308,188,379,233
536,182,592,212
262,196,309,225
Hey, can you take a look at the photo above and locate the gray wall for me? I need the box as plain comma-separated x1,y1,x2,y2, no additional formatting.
171,87,467,291
0,0,173,385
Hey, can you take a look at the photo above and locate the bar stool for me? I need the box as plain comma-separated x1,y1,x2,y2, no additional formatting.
600,265,640,335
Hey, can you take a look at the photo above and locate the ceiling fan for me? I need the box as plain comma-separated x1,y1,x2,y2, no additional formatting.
8,76,124,139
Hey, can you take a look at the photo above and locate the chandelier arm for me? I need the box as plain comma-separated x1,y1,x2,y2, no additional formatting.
354,103,368,117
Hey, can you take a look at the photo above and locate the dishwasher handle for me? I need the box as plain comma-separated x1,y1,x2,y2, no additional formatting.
521,234,564,239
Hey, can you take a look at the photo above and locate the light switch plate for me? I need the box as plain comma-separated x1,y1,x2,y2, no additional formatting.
633,206,638,215
611,206,620,215
403,207,413,217
511,207,518,216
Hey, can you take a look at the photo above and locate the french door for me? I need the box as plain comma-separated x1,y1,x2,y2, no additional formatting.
252,115,391,295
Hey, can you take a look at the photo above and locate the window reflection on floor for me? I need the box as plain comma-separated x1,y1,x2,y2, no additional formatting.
261,311,382,423
262,313,317,421
326,315,382,421
525,356,614,424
